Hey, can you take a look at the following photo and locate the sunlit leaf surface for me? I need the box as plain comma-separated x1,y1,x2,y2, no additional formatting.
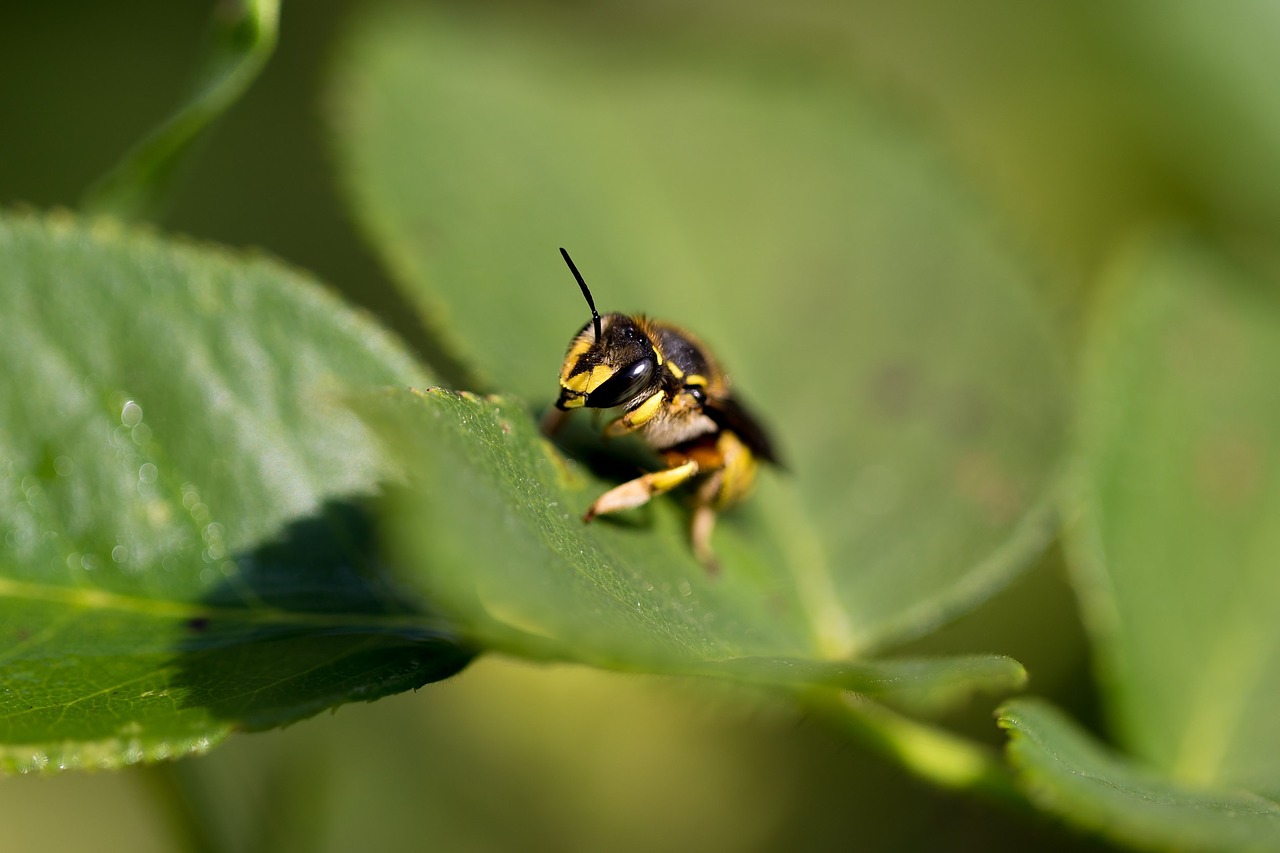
331,4,1068,651
366,386,1024,706
0,213,469,772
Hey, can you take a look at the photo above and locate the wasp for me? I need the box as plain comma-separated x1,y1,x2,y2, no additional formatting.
543,248,780,572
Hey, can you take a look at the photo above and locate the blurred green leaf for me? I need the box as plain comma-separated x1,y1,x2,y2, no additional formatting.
1069,235,1280,796
1100,0,1280,230
82,0,279,222
1000,698,1280,853
706,653,1026,716
330,4,1068,652
0,212,469,773
366,386,1024,709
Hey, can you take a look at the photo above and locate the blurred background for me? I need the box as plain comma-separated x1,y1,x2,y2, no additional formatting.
3,0,1268,848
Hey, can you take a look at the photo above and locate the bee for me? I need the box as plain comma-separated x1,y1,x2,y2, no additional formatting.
543,248,780,572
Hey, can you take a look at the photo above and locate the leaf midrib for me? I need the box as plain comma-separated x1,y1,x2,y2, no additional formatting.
0,576,447,633
768,486,857,659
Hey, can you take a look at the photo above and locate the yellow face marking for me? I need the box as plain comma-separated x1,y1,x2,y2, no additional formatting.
685,374,708,387
563,371,592,394
665,361,685,380
625,390,665,428
559,335,598,384
563,364,616,395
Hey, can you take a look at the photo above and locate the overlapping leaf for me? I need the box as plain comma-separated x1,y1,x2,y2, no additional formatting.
330,4,1068,651
1021,234,1280,849
1001,699,1280,853
1069,236,1280,797
365,386,1025,707
0,212,468,772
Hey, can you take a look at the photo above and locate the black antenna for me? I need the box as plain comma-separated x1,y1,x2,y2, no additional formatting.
560,247,601,340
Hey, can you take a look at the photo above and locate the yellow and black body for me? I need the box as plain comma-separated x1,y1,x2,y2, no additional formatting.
545,248,779,571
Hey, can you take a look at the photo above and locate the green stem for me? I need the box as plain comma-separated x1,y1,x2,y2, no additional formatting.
813,690,1030,811
82,0,280,223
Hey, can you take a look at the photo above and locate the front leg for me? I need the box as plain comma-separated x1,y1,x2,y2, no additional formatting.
540,406,570,437
583,460,699,521
602,390,666,437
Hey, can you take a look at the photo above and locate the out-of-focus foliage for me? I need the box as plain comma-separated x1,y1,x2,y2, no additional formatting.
1038,234,1280,847
1076,237,1280,796
2,0,1279,851
1002,699,1280,853
81,0,279,222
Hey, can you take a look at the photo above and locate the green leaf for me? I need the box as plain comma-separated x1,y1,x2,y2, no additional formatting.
330,5,1068,652
0,212,469,773
81,0,279,222
1070,235,1280,797
363,386,1023,709
1000,699,1280,853
703,653,1027,715
1098,0,1280,227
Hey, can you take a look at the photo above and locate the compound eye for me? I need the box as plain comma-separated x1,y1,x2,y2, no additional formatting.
587,356,657,408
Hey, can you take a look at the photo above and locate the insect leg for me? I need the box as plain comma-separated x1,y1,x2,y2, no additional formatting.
540,406,570,437
690,469,726,574
583,460,699,521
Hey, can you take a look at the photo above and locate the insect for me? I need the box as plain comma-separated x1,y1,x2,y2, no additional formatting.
543,248,780,572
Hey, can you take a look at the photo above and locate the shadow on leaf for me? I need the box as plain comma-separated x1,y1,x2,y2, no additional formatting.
170,497,473,732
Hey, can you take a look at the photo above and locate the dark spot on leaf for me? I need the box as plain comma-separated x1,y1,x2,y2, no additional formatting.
867,361,920,420
952,451,1023,525
1195,426,1266,512
941,386,990,442
186,617,211,633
